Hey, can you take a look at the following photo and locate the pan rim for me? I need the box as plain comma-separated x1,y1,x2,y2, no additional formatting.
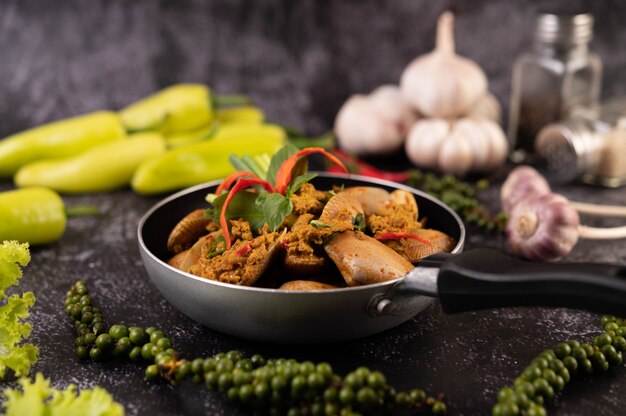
137,172,466,295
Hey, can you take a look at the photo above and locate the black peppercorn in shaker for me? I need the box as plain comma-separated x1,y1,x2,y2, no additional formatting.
508,13,602,164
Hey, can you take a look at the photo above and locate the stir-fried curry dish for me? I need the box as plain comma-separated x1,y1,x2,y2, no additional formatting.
165,146,456,290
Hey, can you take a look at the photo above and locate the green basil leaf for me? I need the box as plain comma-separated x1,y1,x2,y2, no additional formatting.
286,172,318,196
266,142,300,186
206,191,266,232
259,193,293,231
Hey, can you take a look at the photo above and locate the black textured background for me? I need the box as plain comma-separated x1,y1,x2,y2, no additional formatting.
1,0,626,136
1,1,626,415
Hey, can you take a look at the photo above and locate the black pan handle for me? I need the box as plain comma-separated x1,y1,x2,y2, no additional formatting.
438,247,626,316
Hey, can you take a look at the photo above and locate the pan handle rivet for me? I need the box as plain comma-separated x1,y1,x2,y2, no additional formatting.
376,299,391,314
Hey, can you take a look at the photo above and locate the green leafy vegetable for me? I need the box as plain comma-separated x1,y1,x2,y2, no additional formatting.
0,240,38,379
352,212,366,232
255,192,293,231
285,172,317,197
228,154,267,180
206,191,266,232
2,372,124,416
265,142,300,186
310,220,330,229
206,236,226,259
328,184,344,197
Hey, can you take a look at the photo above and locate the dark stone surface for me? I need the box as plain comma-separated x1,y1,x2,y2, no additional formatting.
1,1,626,415
1,180,624,416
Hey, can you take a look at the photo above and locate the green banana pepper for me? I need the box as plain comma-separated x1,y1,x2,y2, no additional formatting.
216,106,265,124
0,187,66,245
120,84,248,135
131,124,286,195
165,124,219,150
164,106,266,149
0,111,126,177
14,133,166,194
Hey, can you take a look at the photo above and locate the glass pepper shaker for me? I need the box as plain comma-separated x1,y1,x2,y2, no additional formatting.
534,97,626,186
508,12,602,163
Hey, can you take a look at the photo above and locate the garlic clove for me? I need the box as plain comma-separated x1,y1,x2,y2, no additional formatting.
334,95,405,155
506,192,580,262
437,130,473,176
400,11,488,118
477,117,508,171
405,118,450,169
452,118,492,171
469,93,501,123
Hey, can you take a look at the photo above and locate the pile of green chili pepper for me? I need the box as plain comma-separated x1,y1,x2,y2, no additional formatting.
0,83,286,245
0,83,283,196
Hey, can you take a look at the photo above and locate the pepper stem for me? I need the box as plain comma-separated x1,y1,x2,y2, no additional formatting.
288,131,336,151
65,206,100,217
212,94,250,108
578,225,626,240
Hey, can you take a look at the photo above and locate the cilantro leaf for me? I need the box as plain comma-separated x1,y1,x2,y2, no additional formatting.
2,373,124,416
0,241,38,379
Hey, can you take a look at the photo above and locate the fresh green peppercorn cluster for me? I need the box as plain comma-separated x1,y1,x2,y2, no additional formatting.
406,171,506,233
65,281,445,415
493,315,626,416
65,281,174,362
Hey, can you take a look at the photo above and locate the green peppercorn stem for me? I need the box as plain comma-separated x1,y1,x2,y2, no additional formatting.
406,171,506,233
65,281,445,415
493,315,626,415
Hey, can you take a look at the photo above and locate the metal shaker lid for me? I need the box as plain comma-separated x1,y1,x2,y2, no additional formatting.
535,13,594,44
535,119,602,184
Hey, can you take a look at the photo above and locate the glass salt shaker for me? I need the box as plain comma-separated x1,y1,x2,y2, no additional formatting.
508,12,602,163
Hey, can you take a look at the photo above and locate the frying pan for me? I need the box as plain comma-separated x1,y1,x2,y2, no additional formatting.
138,173,626,343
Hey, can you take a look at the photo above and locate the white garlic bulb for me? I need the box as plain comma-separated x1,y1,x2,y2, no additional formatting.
369,85,418,137
334,86,417,156
469,93,501,123
405,116,508,176
400,11,487,118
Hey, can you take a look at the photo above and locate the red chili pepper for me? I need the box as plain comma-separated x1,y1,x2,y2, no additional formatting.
331,149,411,183
375,232,433,247
274,148,348,194
235,243,252,256
220,177,275,249
216,171,266,195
